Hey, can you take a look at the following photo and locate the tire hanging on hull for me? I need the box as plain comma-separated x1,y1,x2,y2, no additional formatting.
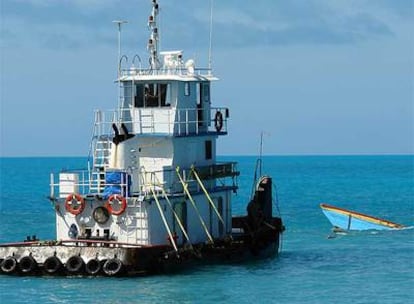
103,258,123,276
85,258,101,276
19,256,38,274
66,256,85,274
1,256,18,274
43,256,63,274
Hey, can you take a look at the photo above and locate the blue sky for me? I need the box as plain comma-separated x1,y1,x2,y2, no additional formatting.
0,0,413,156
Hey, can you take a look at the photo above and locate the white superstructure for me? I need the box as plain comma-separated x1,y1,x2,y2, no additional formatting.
50,0,238,250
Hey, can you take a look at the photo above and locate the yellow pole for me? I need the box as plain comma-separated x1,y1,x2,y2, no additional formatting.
176,166,214,243
152,173,193,246
191,166,225,226
150,186,178,252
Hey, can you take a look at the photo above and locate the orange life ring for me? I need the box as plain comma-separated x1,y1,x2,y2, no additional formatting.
105,194,127,216
214,111,223,132
65,193,85,215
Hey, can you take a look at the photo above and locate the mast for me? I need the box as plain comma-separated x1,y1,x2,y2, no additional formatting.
148,0,160,69
112,20,128,119
208,0,214,74
113,20,128,76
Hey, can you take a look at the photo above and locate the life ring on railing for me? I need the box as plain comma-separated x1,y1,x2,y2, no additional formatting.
214,111,224,132
65,193,85,215
105,194,127,216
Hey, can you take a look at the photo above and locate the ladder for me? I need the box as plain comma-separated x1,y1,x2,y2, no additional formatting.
139,110,155,133
124,196,149,245
90,135,112,193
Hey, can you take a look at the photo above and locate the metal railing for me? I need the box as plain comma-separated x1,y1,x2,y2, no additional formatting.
120,67,213,78
50,162,238,199
92,107,228,138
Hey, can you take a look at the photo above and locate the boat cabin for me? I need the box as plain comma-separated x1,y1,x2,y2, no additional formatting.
50,2,238,249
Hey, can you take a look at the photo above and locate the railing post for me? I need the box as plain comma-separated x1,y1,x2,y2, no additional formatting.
196,108,199,135
167,109,171,134
152,109,155,133
178,110,181,135
82,171,85,194
185,109,189,135
50,173,54,198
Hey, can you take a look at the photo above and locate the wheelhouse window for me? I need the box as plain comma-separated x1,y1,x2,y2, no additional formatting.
134,83,170,108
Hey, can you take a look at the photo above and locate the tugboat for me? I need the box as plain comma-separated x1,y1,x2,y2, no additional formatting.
0,0,284,277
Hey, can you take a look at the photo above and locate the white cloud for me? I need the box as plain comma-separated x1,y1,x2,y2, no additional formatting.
2,0,411,50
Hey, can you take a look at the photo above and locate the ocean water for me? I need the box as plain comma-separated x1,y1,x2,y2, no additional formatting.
0,155,413,304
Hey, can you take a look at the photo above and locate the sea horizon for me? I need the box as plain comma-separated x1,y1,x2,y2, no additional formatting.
1,153,413,159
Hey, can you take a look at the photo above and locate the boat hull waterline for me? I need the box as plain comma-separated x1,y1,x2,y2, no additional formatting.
0,216,283,276
1,174,284,277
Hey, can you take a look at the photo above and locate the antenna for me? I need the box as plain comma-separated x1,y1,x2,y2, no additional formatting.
112,20,128,121
259,131,264,177
208,0,214,74
112,20,128,76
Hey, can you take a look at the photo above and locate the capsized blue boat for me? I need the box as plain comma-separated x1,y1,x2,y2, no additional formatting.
320,203,405,231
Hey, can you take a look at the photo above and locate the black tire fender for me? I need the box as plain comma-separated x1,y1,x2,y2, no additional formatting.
103,258,123,276
85,258,101,275
19,255,38,274
1,256,18,274
44,256,63,274
66,255,85,274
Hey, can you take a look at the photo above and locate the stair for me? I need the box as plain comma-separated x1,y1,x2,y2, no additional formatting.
90,135,112,193
120,197,149,245
139,111,155,132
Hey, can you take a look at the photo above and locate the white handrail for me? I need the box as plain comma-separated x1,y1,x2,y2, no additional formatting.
92,107,228,137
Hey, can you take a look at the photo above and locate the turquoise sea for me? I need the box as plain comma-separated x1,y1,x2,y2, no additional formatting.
0,155,413,304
